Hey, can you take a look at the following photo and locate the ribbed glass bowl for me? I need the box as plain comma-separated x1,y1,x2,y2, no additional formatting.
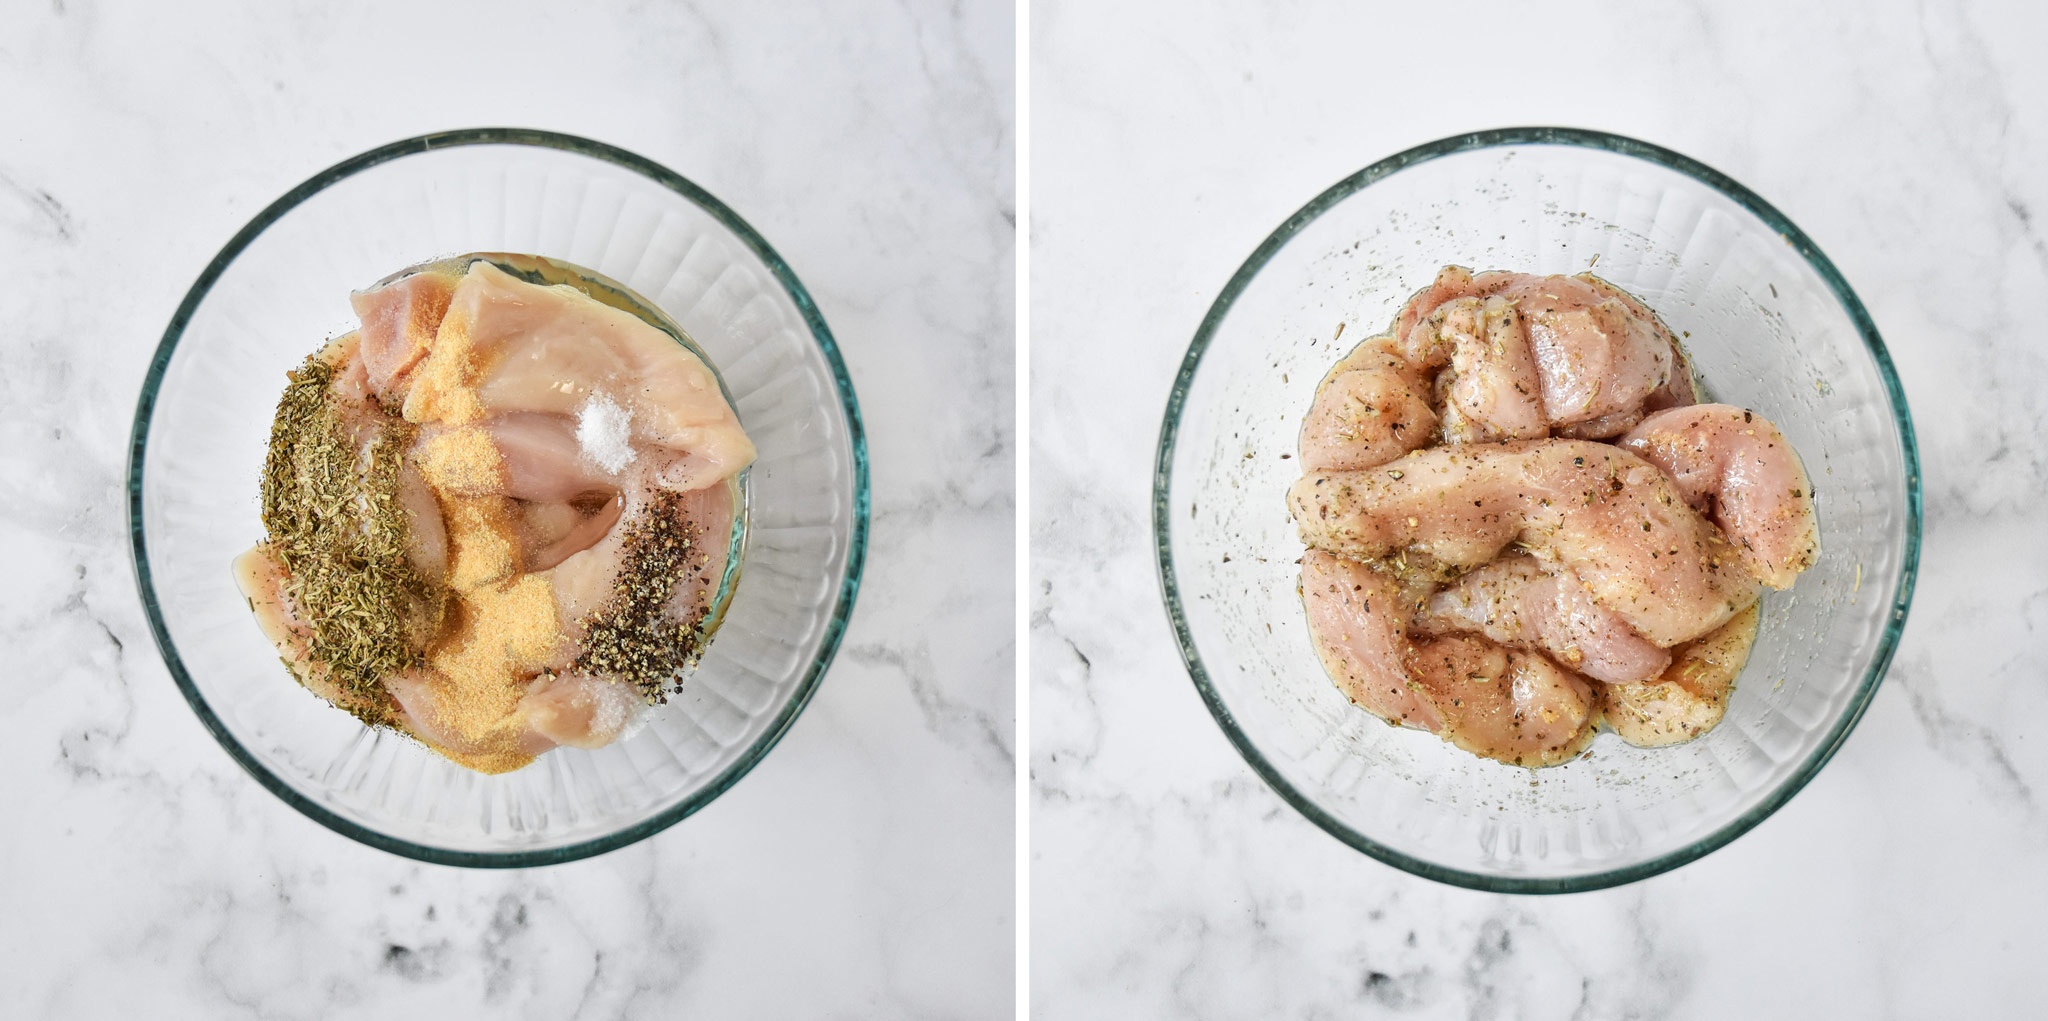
130,129,867,865
1156,128,1919,891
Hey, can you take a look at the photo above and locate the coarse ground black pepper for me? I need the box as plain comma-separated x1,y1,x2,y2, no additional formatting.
573,488,712,703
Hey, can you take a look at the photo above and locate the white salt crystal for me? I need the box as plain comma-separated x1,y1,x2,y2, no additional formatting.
576,391,635,475
588,680,639,742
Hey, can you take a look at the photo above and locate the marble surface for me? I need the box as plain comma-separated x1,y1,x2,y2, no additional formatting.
1032,1,2046,1017
0,2,1012,1017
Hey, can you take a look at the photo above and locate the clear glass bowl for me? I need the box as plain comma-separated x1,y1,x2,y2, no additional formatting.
1155,128,1919,891
129,129,869,866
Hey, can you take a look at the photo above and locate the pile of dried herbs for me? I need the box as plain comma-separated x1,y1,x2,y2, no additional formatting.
260,352,441,724
572,488,712,703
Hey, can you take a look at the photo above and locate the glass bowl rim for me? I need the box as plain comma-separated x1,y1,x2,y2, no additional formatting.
1151,126,1922,893
126,127,872,868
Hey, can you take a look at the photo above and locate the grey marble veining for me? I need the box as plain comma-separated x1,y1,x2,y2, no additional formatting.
0,1,1013,1017
1032,0,2046,1017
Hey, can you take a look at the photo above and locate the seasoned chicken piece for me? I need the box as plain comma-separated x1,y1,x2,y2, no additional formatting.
1300,551,1442,730
404,262,755,491
1288,441,1760,646
1508,276,1671,429
245,335,447,657
1386,266,1677,439
1298,365,1439,470
1602,604,1759,747
1412,554,1671,684
383,666,558,767
1300,551,1596,766
1394,265,1490,341
1619,405,1818,589
1388,273,1554,442
232,545,386,721
1429,296,1550,442
1580,275,1697,414
394,458,449,583
350,268,460,400
1407,635,1597,768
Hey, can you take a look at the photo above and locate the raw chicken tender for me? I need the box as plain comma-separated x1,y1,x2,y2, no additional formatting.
232,545,389,723
1298,366,1439,471
1299,551,1596,766
1428,296,1551,442
1580,275,1698,414
1408,634,1598,768
1412,554,1671,684
1619,405,1818,589
1289,441,1760,647
1300,551,1442,730
1601,604,1759,747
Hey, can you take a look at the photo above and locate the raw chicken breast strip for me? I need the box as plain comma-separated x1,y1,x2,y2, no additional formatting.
1407,634,1597,768
1300,551,1442,730
1412,553,1671,684
1288,441,1761,647
1601,604,1760,747
1298,357,1439,471
1579,275,1697,414
1619,405,1819,589
1300,551,1597,767
1428,296,1551,442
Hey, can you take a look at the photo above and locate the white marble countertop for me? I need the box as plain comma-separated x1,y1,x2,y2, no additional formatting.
0,2,1012,1017
1032,0,2046,1016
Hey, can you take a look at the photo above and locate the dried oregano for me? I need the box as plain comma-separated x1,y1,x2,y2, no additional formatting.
259,352,440,724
